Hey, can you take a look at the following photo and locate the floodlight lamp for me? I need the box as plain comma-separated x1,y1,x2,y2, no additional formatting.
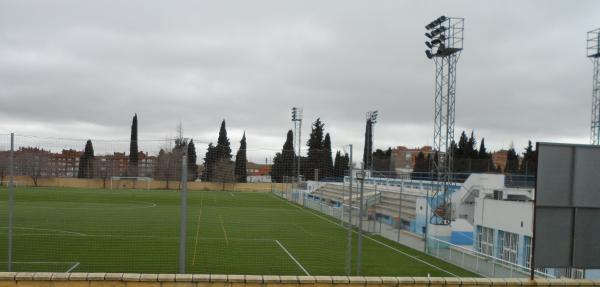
426,42,433,48
425,50,433,59
431,39,442,45
425,32,433,39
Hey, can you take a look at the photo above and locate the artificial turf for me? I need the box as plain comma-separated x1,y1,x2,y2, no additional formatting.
0,186,477,276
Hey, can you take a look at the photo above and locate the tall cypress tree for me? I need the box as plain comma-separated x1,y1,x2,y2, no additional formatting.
520,140,537,176
271,130,295,182
234,132,247,183
271,152,283,182
216,120,232,161
333,151,350,179
202,143,217,181
129,114,139,176
322,133,334,179
476,138,488,172
505,146,520,174
187,139,198,181
306,119,324,180
333,151,342,178
78,140,95,178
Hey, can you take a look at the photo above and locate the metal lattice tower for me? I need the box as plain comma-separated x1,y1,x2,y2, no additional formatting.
424,16,464,225
588,29,600,145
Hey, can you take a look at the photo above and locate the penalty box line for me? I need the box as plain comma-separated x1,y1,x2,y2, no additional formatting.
275,240,310,276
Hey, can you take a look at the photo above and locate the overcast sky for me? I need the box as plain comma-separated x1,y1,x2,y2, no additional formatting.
1,0,599,163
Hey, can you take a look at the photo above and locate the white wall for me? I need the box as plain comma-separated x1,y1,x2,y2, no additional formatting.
474,198,533,237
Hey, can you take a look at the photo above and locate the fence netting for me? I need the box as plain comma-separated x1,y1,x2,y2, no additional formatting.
0,133,542,277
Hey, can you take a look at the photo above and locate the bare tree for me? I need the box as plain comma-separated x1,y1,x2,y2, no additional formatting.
212,158,235,190
15,147,50,187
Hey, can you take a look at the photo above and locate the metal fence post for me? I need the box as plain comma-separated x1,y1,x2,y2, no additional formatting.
397,180,403,242
179,153,188,274
345,144,353,276
356,164,365,275
7,133,14,272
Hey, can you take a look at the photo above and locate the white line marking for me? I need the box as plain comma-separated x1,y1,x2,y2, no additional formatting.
293,223,315,237
218,215,229,245
0,226,88,236
192,198,203,266
66,262,80,272
275,240,310,276
270,193,458,277
0,261,80,272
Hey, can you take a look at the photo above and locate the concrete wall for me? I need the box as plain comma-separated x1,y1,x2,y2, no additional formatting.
6,176,285,193
0,272,597,287
473,198,532,237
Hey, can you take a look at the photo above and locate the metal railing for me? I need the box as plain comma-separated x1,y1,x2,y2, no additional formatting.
425,236,553,278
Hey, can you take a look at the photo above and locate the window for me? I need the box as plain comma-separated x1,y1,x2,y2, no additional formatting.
499,231,519,264
477,225,494,256
524,236,532,268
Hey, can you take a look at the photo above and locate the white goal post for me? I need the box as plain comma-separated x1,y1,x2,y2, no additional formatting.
109,176,152,190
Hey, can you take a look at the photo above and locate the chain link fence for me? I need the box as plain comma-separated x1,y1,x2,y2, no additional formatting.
0,132,545,278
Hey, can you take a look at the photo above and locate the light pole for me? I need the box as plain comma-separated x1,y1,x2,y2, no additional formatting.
366,111,378,176
588,28,600,145
292,107,303,181
424,15,464,225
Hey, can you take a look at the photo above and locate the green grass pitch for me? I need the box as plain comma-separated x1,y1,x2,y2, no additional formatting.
0,186,477,277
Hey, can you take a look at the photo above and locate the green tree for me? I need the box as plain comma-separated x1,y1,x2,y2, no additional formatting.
202,143,217,181
505,146,520,174
520,140,537,176
411,151,428,180
333,151,350,179
272,130,295,182
187,139,198,181
322,133,334,179
216,120,232,161
476,138,493,172
78,140,95,178
234,133,247,183
306,118,325,180
128,114,138,176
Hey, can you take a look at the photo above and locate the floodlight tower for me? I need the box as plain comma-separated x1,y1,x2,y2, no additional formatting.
588,28,600,145
292,107,303,181
424,16,464,225
366,111,378,174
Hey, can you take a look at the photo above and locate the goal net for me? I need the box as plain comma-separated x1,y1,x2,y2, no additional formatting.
109,176,152,190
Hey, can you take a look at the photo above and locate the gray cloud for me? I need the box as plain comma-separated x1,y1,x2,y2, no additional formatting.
1,0,599,162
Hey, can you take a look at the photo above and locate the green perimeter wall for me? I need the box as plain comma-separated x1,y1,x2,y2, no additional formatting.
5,176,290,192
0,273,598,287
